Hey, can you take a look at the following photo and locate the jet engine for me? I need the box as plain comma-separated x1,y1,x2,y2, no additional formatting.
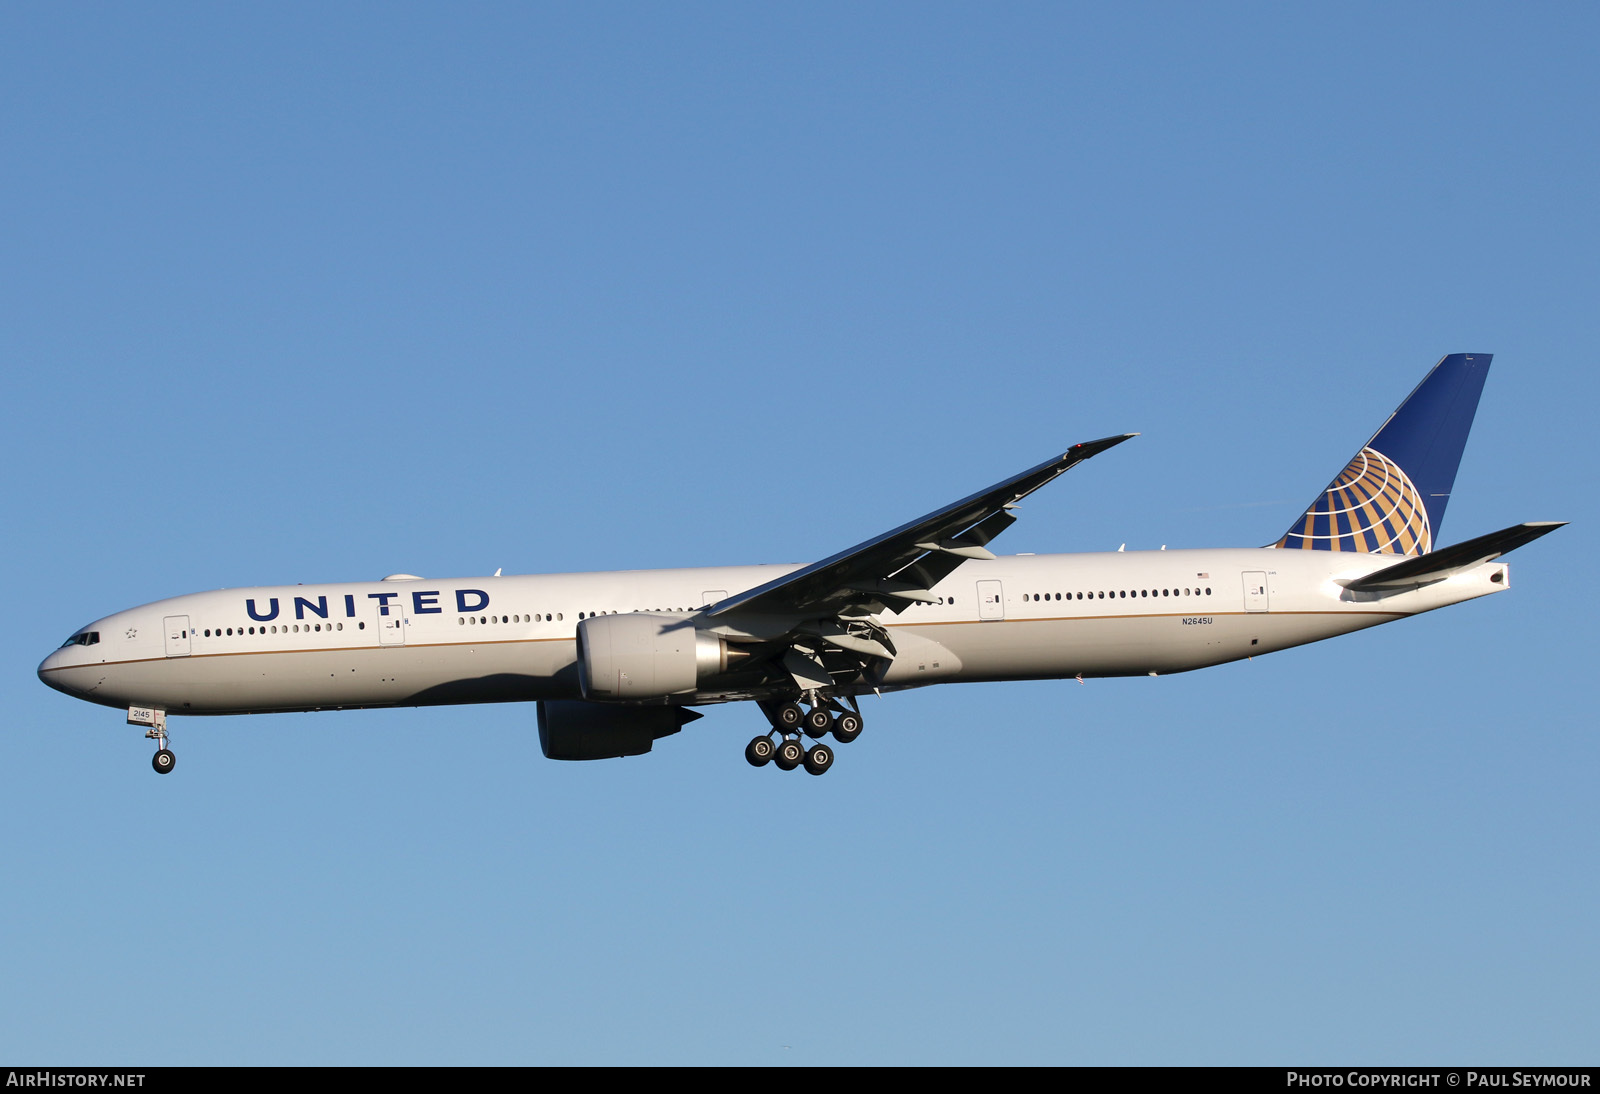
576,612,739,701
537,699,702,761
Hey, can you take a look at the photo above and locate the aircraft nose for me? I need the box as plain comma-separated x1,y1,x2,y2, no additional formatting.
37,647,73,695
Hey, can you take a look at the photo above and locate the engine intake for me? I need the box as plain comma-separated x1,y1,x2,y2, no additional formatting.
576,612,735,700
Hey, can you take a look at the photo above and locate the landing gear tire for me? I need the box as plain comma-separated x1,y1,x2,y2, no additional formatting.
775,739,804,771
804,743,834,776
745,736,776,767
773,703,804,731
832,712,863,744
805,707,834,737
152,749,176,775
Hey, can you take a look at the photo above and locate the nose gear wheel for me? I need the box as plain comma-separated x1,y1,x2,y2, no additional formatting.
142,713,175,775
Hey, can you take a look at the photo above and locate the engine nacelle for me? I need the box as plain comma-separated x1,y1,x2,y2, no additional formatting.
576,612,732,701
537,699,702,761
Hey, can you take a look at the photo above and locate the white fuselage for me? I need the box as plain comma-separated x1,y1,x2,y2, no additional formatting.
37,547,1510,718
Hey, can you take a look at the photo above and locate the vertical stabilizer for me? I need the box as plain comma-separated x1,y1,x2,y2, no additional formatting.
1276,353,1491,555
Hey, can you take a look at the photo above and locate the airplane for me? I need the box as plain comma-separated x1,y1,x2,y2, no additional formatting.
38,353,1563,777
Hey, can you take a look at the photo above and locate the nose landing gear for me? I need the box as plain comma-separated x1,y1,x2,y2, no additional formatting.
128,706,175,775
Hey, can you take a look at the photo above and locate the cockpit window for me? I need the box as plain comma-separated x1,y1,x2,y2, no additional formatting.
60,631,99,647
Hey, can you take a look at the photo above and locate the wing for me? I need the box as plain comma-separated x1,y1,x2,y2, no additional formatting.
707,434,1136,620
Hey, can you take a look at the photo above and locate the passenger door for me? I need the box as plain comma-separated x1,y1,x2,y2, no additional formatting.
977,580,1005,621
378,601,407,646
163,615,192,657
1242,571,1270,613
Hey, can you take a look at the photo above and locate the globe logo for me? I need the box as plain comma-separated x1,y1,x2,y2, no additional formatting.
1277,447,1431,555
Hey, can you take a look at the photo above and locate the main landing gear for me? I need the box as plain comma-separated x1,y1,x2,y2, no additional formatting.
745,697,860,776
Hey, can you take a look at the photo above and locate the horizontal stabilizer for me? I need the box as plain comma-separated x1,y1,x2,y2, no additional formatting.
1341,521,1566,592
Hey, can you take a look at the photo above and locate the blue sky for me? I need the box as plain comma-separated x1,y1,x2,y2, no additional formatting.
3,3,1596,1064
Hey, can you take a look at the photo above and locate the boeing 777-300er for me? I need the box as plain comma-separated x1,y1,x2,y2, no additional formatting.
40,353,1563,776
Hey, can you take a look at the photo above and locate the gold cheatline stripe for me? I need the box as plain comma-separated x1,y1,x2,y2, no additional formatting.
887,610,1405,628
40,636,576,672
